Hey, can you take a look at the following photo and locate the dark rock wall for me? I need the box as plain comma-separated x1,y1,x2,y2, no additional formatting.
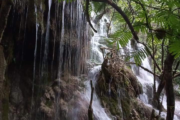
0,0,90,119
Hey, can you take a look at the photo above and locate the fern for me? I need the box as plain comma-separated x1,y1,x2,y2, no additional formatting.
107,30,132,48
169,40,180,59
91,2,106,14
125,47,148,65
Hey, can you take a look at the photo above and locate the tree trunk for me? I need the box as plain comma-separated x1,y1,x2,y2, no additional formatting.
164,53,174,120
153,52,174,120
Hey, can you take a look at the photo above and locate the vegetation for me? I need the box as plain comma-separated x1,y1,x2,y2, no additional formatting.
84,0,180,120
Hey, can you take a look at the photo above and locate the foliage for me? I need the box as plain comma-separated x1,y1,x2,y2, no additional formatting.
91,2,107,14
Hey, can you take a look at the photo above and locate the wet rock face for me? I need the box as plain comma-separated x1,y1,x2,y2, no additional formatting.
95,54,154,120
0,0,90,119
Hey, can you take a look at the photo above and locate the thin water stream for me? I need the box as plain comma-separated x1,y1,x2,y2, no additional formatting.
42,0,52,77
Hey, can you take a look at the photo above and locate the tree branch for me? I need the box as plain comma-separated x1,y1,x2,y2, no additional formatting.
161,38,165,70
173,72,180,79
173,61,180,75
88,80,94,120
86,0,97,33
126,62,160,78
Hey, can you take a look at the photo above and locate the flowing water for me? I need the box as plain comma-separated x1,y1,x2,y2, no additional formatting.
42,0,52,77
82,13,111,120
83,66,111,120
31,2,39,113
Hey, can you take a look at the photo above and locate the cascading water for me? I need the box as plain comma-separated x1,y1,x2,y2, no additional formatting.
82,12,111,120
42,0,52,78
58,1,66,78
54,1,66,120
31,2,39,113
90,13,109,63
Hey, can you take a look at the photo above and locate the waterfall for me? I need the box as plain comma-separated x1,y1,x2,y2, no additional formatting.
58,1,66,78
82,11,111,120
90,12,109,63
42,0,52,77
33,2,39,104
31,3,39,118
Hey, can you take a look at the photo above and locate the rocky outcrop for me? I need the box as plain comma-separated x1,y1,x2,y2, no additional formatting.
39,75,89,120
95,53,158,120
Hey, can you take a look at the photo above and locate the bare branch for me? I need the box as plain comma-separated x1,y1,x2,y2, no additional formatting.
126,62,160,78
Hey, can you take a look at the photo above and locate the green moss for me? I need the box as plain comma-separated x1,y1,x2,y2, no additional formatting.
96,59,144,119
124,78,130,87
100,95,121,117
121,99,131,119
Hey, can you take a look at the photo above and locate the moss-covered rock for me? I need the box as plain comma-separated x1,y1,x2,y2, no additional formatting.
95,54,153,120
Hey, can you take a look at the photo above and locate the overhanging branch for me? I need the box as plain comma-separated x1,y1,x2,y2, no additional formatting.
86,0,97,32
